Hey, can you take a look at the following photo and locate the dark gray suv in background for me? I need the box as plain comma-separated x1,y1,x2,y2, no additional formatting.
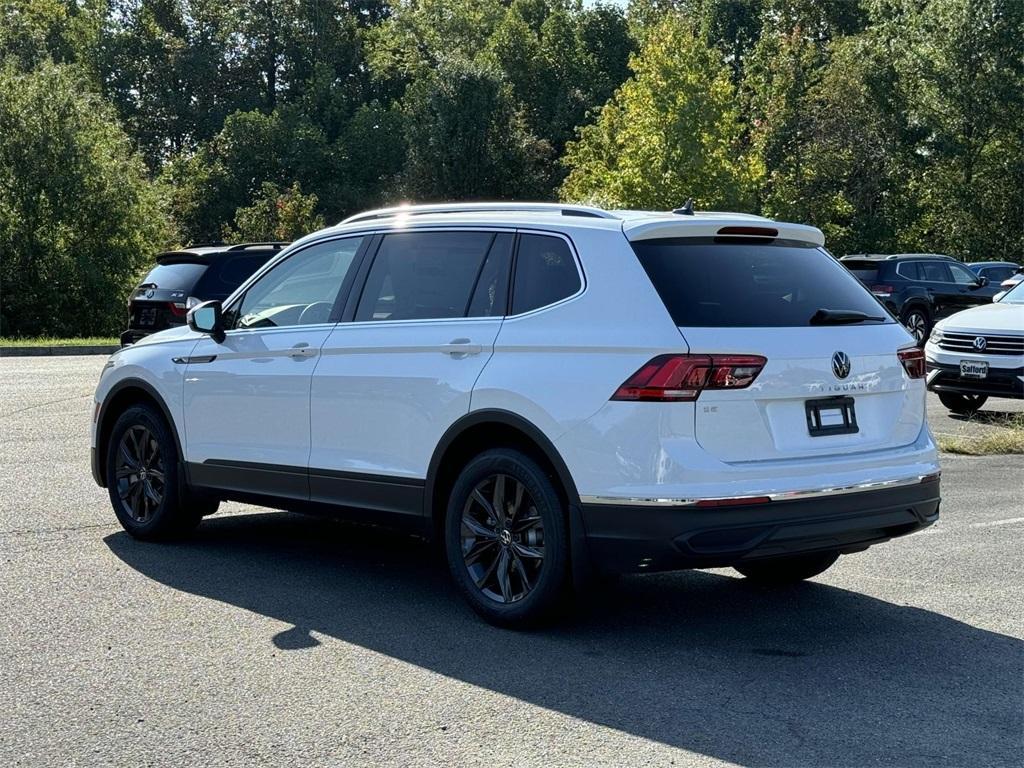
840,253,995,344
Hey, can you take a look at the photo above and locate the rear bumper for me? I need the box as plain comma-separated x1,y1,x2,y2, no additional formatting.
926,361,1024,398
580,476,940,573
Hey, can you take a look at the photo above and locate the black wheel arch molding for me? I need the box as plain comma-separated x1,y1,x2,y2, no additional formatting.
93,377,186,490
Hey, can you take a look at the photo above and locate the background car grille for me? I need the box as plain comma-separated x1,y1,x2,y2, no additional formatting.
938,331,1024,355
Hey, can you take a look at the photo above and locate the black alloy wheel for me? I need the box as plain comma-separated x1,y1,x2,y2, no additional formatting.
445,448,569,628
460,473,545,604
115,425,166,523
105,404,213,539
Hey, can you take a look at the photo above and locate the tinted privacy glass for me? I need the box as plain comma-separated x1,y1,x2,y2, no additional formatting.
982,266,1015,282
467,234,513,317
919,261,951,282
140,262,207,291
355,232,494,321
512,235,580,314
842,261,881,282
191,253,269,298
235,237,363,329
633,238,892,327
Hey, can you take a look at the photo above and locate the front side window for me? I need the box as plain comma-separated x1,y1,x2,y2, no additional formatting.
355,232,495,322
949,263,979,285
511,234,581,314
232,237,363,329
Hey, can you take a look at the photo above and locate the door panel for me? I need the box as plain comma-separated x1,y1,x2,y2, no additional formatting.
182,235,366,496
310,321,502,481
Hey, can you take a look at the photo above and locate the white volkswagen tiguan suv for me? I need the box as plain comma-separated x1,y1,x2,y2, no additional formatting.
92,203,941,626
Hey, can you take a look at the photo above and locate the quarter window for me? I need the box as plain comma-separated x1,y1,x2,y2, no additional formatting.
511,234,581,314
232,237,363,329
355,232,495,322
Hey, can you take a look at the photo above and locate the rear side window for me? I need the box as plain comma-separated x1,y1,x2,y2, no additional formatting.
981,266,1015,282
919,261,951,282
140,262,207,290
632,238,892,327
511,234,581,314
355,232,495,321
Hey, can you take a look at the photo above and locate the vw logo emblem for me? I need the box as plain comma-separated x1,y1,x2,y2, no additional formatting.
973,336,987,351
832,351,852,380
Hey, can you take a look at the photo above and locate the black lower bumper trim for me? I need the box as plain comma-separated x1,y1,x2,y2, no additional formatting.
581,478,940,573
927,361,1024,398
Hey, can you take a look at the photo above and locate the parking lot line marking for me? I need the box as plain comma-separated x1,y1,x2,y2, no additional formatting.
968,517,1024,529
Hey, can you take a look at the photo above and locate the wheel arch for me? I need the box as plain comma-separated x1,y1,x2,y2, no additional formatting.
424,410,581,539
95,378,184,488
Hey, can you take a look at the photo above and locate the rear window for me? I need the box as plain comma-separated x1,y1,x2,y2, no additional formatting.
980,266,1015,282
139,262,207,290
632,238,892,327
192,253,270,298
841,260,881,283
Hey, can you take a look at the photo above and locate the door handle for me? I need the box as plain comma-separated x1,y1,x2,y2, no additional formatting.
444,338,482,357
288,343,317,359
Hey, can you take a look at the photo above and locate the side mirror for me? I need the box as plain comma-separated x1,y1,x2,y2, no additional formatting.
976,276,989,287
188,300,226,343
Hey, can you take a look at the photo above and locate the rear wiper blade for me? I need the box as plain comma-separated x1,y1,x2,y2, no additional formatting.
809,308,886,325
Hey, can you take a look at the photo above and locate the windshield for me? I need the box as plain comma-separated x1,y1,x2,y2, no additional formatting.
999,280,1024,304
631,238,893,327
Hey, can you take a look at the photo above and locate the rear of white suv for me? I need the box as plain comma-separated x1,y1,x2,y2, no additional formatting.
91,203,940,627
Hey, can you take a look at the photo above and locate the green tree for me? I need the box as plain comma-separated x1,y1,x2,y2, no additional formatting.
0,61,170,337
399,57,552,200
561,14,760,210
227,181,326,242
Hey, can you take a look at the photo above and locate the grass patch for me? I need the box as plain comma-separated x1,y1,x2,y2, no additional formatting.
0,336,118,347
938,412,1024,455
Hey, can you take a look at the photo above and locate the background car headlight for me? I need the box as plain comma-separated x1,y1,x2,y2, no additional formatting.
928,328,943,344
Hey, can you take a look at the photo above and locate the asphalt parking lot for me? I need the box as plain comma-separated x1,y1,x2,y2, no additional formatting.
1,355,1021,768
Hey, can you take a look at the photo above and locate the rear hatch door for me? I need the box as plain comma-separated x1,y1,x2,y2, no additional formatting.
128,259,207,332
630,236,922,462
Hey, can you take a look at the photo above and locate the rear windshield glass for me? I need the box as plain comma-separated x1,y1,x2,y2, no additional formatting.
632,238,892,327
192,253,270,299
841,261,881,282
139,262,207,290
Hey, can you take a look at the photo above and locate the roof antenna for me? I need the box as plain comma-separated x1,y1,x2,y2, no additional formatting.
672,198,695,216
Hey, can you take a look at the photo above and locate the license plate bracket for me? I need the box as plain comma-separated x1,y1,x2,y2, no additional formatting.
805,396,859,437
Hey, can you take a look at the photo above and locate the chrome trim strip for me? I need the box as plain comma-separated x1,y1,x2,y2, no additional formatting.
579,474,938,507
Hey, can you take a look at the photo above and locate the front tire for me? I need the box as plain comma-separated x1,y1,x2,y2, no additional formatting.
105,404,212,540
734,551,840,584
938,392,988,415
444,448,570,628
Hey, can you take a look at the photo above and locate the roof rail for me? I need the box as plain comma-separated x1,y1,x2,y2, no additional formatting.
225,241,290,251
340,202,618,225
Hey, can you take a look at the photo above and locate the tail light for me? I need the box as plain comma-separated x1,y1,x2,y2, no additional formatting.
870,284,894,297
898,346,926,379
611,354,766,402
168,301,188,317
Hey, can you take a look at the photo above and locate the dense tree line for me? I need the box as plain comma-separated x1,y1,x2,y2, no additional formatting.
1,0,1021,336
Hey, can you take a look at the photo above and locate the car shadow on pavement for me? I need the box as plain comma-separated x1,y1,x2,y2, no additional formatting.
105,511,1022,768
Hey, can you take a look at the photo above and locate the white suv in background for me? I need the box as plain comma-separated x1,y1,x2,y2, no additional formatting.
91,203,941,627
925,278,1024,414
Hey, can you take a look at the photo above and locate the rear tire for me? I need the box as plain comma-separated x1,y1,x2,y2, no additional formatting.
734,551,840,584
444,448,570,628
938,392,988,415
900,306,931,346
105,404,211,540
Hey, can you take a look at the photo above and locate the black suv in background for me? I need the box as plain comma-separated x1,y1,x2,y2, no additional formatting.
122,243,287,346
840,253,993,344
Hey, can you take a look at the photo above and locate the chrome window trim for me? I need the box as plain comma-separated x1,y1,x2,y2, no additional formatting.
579,474,938,507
